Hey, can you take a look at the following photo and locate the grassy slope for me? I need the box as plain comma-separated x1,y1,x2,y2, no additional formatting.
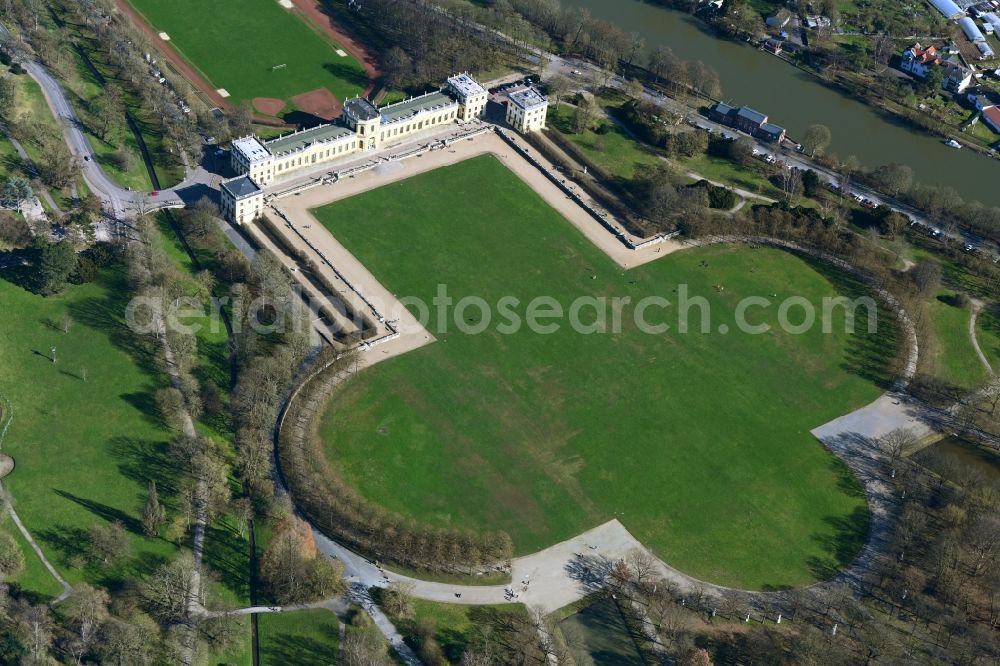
258,609,339,666
0,271,179,586
1,520,63,601
397,599,531,663
0,219,253,657
927,289,988,390
6,72,80,209
312,154,891,589
124,0,367,105
59,43,152,193
548,102,784,200
155,217,254,666
56,13,184,189
976,305,1000,372
549,103,663,180
680,153,785,200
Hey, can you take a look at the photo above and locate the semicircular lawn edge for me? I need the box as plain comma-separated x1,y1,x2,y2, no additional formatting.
312,154,896,590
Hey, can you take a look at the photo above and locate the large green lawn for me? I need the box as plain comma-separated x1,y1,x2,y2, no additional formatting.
0,270,179,587
313,155,893,589
124,0,368,106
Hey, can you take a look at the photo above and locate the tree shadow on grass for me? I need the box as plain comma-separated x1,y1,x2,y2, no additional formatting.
195,337,231,391
119,389,168,431
808,504,870,581
66,270,164,383
323,62,368,89
829,454,867,500
202,520,250,603
108,435,180,500
261,630,337,665
0,252,39,293
560,596,641,666
466,606,544,661
36,525,89,568
800,255,901,389
54,489,143,535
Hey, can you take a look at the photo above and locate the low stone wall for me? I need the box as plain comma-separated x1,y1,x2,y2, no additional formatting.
493,127,675,250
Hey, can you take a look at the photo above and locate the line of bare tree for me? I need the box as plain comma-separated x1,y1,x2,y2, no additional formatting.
277,354,515,575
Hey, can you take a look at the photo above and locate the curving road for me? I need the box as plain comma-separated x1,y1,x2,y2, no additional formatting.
0,22,205,218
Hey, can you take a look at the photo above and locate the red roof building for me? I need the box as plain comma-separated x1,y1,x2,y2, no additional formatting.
982,105,1000,133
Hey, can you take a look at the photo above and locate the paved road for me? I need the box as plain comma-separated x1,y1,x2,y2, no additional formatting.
544,53,1000,260
0,22,209,218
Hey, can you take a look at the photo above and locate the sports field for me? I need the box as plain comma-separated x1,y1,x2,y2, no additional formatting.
314,155,896,589
123,0,368,109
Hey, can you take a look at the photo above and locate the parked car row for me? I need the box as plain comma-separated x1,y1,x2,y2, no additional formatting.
823,182,879,209
145,52,191,114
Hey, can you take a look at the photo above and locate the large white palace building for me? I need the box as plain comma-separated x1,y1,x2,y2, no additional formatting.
220,73,547,223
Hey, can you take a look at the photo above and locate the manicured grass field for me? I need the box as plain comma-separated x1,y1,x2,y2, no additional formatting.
258,609,339,665
314,155,894,589
125,0,368,106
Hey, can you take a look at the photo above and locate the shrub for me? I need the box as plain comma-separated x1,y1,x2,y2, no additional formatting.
69,255,97,284
0,211,32,248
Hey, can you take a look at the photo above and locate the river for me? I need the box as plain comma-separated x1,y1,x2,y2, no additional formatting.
562,0,1000,208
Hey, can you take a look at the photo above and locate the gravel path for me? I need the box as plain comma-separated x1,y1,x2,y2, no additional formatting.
969,298,994,376
0,397,74,604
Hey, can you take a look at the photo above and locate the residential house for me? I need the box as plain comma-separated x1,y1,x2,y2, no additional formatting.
900,43,941,78
982,105,1000,132
734,106,768,134
708,101,737,124
756,122,786,143
900,44,974,93
942,61,975,93
966,86,1000,109
766,9,791,28
804,15,831,29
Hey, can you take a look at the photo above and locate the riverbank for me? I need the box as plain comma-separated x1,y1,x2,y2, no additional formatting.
560,0,1000,208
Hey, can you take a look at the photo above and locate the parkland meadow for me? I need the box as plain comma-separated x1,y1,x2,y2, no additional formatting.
312,154,898,589
0,267,180,589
